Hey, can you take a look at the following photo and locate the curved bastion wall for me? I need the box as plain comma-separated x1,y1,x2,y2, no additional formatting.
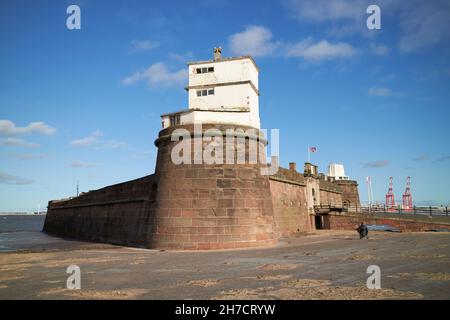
151,123,277,250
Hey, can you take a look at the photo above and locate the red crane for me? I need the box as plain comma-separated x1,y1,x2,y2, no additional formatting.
402,176,413,210
386,176,395,210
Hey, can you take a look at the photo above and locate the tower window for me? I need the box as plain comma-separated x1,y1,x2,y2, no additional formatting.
196,88,215,97
195,67,214,74
169,114,180,126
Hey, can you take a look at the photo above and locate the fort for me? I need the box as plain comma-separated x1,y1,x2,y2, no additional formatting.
43,48,361,250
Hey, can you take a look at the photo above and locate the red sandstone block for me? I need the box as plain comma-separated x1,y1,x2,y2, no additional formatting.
218,199,233,208
237,217,255,225
176,179,193,190
166,243,184,250
218,234,232,242
198,208,214,217
238,168,255,180
233,199,245,208
217,217,235,226
209,243,223,249
230,179,255,189
185,169,198,179
171,190,198,199
227,208,251,217
174,234,190,242
217,179,232,189
191,179,217,189
168,209,182,217
192,198,217,208
197,243,211,250
189,234,202,242
223,168,237,178
242,188,264,198
178,227,198,234
183,243,198,250
197,227,212,234
172,217,193,227
222,242,237,249
210,208,227,217
230,226,250,234
197,190,213,199
155,217,173,227
244,198,261,208
203,234,218,242
211,226,227,234
181,209,196,217
264,199,273,208
156,226,169,234
198,168,223,178
192,218,217,227
222,188,242,199
256,233,271,241
155,233,175,241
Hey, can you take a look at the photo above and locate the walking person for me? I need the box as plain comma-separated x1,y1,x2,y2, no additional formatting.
356,222,369,239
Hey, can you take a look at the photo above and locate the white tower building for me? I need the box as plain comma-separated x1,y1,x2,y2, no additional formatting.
161,47,260,129
328,163,349,180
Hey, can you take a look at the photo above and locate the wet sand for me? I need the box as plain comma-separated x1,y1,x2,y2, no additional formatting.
0,216,449,299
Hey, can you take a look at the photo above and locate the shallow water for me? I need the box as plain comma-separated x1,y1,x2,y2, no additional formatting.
0,215,45,233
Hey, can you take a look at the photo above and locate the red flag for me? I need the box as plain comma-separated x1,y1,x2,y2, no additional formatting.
309,147,317,153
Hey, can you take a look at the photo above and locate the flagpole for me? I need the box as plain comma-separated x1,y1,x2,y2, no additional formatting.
307,147,310,163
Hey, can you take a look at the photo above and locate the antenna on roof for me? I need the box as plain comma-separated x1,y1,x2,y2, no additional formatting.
213,47,222,61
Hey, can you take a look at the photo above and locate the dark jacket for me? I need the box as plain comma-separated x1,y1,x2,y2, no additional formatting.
357,224,368,236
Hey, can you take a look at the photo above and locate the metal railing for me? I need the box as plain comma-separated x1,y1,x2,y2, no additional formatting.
315,204,450,217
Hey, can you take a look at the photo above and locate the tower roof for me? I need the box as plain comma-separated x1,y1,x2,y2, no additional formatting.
187,55,260,73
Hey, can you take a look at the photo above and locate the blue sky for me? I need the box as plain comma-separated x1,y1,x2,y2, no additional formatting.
1,0,449,211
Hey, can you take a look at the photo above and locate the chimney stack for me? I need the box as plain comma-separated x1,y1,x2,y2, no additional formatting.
289,162,297,172
213,47,222,61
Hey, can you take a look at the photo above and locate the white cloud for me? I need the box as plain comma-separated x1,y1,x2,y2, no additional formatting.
130,40,160,52
228,25,279,57
13,153,48,160
286,0,450,52
363,160,391,168
69,160,97,168
413,154,429,161
369,42,389,56
70,130,102,147
0,120,56,136
368,86,392,96
286,0,368,23
398,2,450,53
122,62,187,87
286,39,358,61
0,171,33,185
95,140,126,150
0,137,40,148
70,130,125,149
227,25,358,62
169,52,195,63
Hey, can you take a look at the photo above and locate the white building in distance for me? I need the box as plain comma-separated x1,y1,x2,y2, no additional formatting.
161,47,261,129
328,163,349,180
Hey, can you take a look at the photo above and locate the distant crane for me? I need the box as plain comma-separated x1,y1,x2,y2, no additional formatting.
402,176,413,210
365,176,373,209
385,176,395,209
